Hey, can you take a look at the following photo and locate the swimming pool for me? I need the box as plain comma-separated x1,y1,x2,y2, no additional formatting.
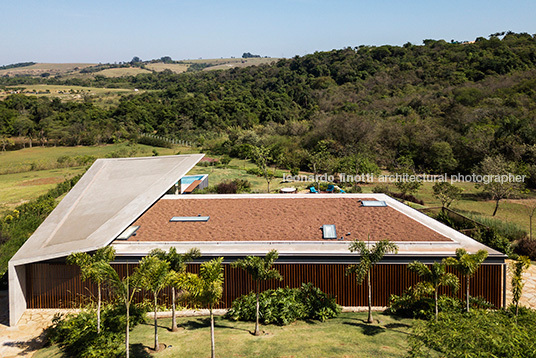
181,174,206,185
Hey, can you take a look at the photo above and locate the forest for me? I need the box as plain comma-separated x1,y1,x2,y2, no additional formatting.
1,32,536,186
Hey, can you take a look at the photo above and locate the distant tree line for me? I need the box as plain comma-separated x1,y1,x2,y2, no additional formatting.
1,32,536,187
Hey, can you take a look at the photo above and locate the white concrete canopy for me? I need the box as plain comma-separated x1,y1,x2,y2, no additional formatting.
9,154,203,325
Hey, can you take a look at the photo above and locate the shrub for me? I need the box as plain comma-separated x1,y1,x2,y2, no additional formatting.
46,304,146,358
514,237,536,260
372,184,390,193
225,284,340,325
246,167,263,176
388,192,425,205
472,227,512,256
232,178,252,193
389,287,492,320
216,180,238,194
409,309,536,357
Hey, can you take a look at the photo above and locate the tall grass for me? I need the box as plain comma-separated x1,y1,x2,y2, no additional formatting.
461,211,527,241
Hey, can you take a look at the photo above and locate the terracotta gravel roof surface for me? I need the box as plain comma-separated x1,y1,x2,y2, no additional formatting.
129,197,451,243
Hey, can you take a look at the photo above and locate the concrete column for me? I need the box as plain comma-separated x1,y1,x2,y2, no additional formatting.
8,263,27,326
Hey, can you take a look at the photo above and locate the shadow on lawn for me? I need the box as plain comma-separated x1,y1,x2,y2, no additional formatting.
130,343,152,358
343,322,386,336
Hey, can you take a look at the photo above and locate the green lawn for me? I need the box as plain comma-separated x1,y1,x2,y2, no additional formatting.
34,312,414,358
0,143,191,210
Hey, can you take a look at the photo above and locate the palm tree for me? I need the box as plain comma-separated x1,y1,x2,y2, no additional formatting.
444,248,488,312
232,250,282,335
511,256,531,316
196,257,224,358
408,261,459,320
150,247,201,331
346,239,398,323
136,256,174,352
98,262,142,358
66,246,115,334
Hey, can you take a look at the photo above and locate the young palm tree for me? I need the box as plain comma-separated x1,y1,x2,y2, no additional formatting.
196,257,224,358
232,250,282,335
66,246,115,334
137,256,174,352
444,248,488,312
97,262,142,358
408,261,459,320
511,256,531,316
346,239,398,323
149,247,201,331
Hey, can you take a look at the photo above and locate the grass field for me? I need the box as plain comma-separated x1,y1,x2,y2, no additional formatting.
33,312,414,358
94,67,153,77
145,63,190,73
0,84,137,101
0,143,188,211
0,63,95,77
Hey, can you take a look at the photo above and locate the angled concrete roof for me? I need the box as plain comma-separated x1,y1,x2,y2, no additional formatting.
9,154,204,266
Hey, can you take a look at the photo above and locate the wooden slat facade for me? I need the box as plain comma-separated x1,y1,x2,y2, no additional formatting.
25,262,504,309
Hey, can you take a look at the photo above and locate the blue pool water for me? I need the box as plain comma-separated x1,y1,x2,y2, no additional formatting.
181,175,205,184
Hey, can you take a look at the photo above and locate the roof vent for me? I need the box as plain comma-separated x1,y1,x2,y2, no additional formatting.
170,216,210,222
359,200,387,207
116,226,140,240
322,224,337,239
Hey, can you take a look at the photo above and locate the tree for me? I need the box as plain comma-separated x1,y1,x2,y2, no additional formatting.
511,256,531,316
432,181,463,208
408,261,459,320
66,246,115,334
475,156,523,216
346,239,398,323
195,258,224,358
525,203,536,240
338,154,380,191
250,145,275,193
149,247,201,331
444,248,488,312
427,141,458,173
136,256,174,352
101,262,143,358
231,250,283,335
394,156,422,196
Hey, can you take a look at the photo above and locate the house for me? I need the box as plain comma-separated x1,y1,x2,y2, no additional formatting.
8,155,507,326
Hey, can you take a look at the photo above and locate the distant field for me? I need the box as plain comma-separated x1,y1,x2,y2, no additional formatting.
0,59,280,80
0,84,136,101
0,63,95,77
145,63,189,73
94,67,152,77
202,58,278,71
0,143,188,210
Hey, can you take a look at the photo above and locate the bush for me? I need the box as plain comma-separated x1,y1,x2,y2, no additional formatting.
246,167,263,176
225,283,340,325
216,180,238,194
389,287,493,320
372,184,390,193
46,304,146,358
472,227,512,256
514,237,536,260
409,309,536,357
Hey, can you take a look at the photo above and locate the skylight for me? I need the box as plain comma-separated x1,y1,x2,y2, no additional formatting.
170,216,210,222
116,226,140,240
322,224,337,239
360,200,387,207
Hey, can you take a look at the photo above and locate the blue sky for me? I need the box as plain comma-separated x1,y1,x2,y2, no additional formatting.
1,0,535,65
